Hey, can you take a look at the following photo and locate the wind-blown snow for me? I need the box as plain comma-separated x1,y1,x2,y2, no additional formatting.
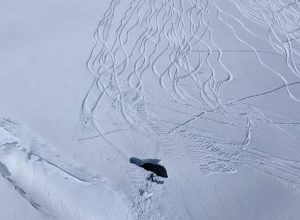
1,0,300,219
0,119,132,220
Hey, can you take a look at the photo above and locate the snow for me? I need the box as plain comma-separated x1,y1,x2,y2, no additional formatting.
0,119,132,220
1,0,300,219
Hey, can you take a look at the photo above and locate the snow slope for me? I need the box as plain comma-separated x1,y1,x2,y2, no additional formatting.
1,0,300,219
0,119,131,220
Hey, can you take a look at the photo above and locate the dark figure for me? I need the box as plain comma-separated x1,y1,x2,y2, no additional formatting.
130,157,168,178
141,163,168,178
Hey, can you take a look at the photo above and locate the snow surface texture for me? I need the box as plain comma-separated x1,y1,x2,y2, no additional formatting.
0,119,132,220
1,0,300,219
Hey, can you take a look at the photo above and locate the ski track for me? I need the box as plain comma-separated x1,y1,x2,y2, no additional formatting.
79,0,300,218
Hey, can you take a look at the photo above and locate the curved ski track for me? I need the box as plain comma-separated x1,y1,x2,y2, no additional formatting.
79,0,300,218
